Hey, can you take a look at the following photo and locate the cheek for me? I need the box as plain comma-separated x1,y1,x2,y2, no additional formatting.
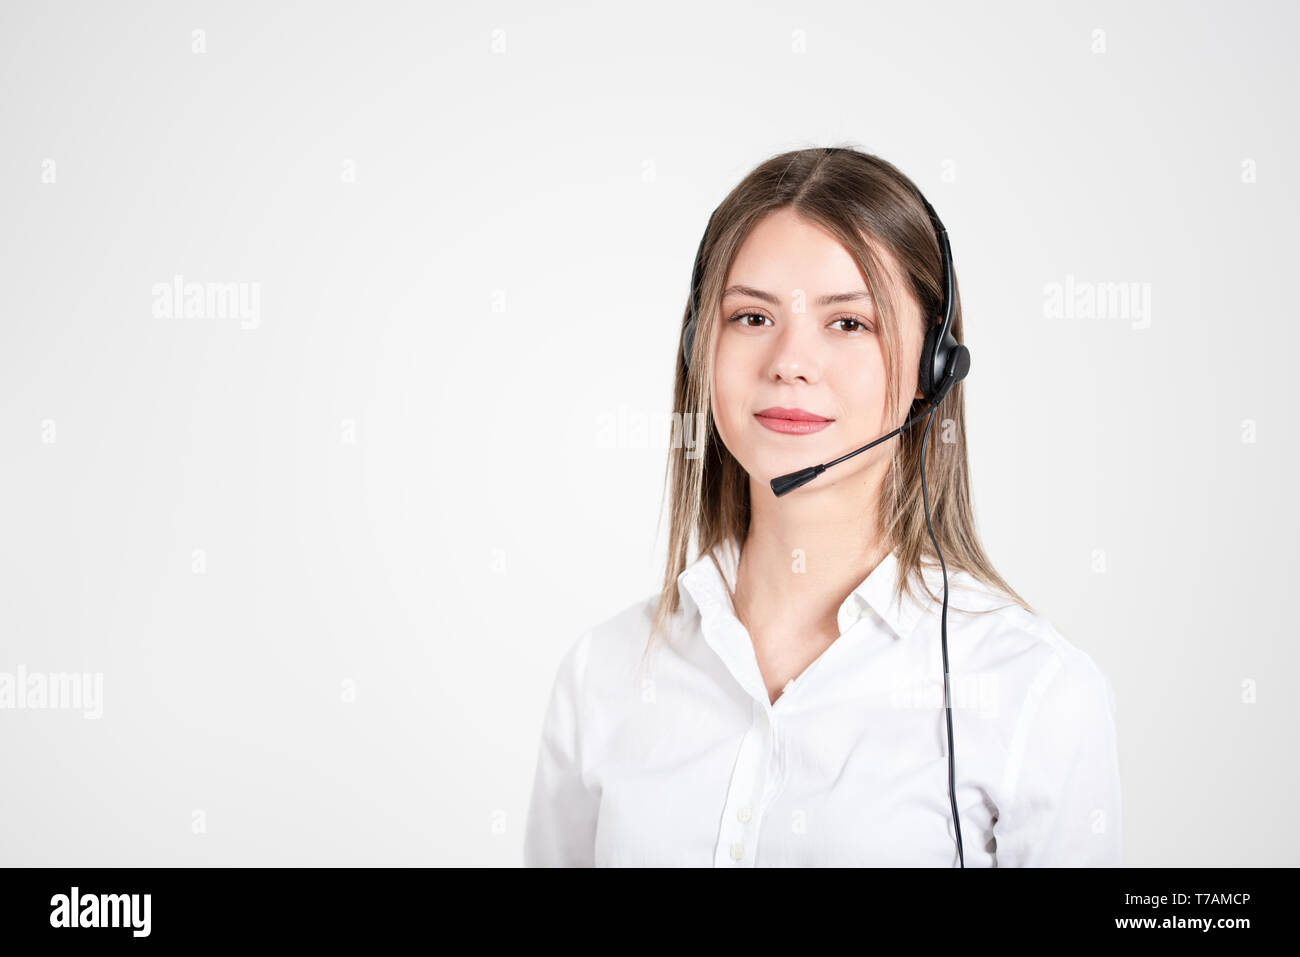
710,364,742,441
710,347,760,452
829,351,888,424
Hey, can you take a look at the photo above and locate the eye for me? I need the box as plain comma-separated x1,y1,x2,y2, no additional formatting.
726,311,773,328
831,316,873,334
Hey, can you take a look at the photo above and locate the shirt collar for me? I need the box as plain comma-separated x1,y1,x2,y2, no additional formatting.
676,536,939,643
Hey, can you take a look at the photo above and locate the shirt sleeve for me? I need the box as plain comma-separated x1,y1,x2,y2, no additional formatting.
993,648,1124,866
523,630,601,867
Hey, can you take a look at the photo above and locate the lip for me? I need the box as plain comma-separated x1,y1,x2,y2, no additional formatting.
754,407,834,435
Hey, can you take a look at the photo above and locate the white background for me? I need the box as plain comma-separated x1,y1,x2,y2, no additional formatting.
0,0,1295,866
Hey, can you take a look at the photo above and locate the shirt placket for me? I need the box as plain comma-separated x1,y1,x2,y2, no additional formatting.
703,593,867,867
686,577,784,868
714,696,782,867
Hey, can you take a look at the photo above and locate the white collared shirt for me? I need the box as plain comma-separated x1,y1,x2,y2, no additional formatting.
524,538,1123,867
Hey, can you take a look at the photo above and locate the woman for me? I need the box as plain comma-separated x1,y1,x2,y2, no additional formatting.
524,146,1123,867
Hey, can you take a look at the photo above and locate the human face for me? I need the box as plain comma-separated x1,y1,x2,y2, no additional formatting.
710,207,927,495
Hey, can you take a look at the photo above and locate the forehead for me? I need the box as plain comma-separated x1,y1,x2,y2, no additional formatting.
723,207,906,294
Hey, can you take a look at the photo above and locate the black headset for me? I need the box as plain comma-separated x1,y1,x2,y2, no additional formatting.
679,150,973,866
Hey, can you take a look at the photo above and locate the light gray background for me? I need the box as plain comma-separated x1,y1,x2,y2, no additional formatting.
1,0,1295,867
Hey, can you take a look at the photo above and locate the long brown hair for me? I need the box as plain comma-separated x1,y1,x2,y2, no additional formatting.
644,144,1032,668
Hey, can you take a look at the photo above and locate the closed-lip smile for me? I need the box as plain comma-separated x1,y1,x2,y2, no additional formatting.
754,406,834,435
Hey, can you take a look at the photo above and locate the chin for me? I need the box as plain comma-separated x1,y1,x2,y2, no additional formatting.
747,449,822,479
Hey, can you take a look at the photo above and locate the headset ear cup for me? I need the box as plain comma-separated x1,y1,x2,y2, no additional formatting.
918,322,944,399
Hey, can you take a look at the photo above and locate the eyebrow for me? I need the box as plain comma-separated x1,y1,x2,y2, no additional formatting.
721,284,872,306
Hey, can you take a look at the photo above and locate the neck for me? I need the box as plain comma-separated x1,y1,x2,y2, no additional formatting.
733,468,892,636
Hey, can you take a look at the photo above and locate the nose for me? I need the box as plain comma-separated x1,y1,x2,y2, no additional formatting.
767,323,823,384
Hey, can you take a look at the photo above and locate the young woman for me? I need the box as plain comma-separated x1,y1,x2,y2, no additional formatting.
525,146,1123,867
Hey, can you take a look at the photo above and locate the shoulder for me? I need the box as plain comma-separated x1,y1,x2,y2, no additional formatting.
951,571,1112,681
974,596,1119,760
545,591,664,702
930,572,1118,732
993,602,1114,716
588,591,662,646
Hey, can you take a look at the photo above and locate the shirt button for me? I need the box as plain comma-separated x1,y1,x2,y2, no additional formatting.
737,807,752,823
730,841,745,861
